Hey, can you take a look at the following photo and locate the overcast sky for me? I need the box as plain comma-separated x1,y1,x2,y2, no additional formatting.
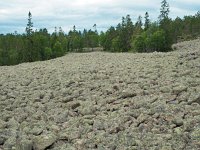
0,0,199,34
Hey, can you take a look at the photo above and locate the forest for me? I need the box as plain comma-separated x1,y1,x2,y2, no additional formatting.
0,0,200,66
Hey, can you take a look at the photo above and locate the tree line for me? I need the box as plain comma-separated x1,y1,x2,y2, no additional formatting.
0,0,199,66
101,0,200,53
0,12,99,66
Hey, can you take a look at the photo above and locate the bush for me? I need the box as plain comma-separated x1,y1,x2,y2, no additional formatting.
133,29,167,52
52,41,64,57
133,33,147,52
146,30,166,52
44,47,52,60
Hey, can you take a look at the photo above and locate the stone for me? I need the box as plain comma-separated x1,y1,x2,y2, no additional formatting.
33,134,57,150
71,102,81,109
172,118,184,127
174,127,183,135
0,137,5,145
113,85,119,90
59,128,80,141
137,113,148,125
0,120,6,129
161,146,173,150
16,139,33,150
188,94,200,105
160,86,171,93
172,85,187,95
3,137,16,150
191,127,200,140
31,127,43,136
120,90,137,99
7,118,19,129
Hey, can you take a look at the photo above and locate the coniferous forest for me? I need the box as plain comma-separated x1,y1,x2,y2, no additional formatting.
0,0,200,66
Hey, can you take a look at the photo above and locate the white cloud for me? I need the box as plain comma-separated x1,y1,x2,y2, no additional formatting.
0,0,199,34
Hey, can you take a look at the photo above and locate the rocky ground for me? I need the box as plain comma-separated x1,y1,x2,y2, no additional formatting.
0,39,200,150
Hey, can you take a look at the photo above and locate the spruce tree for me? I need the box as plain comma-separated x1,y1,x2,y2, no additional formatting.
136,15,143,29
159,0,170,21
26,11,33,36
144,12,150,31
25,11,34,62
159,0,171,51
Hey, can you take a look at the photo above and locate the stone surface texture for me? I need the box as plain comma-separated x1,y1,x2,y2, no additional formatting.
0,39,200,149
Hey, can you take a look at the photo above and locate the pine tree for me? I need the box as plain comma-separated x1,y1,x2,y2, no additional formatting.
144,12,150,31
26,11,33,36
135,15,143,29
93,24,97,33
25,11,35,62
159,0,172,51
159,0,170,22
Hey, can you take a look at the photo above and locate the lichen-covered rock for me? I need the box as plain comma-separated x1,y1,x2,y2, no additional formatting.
33,134,57,150
172,85,187,95
3,137,16,150
16,139,33,150
172,117,184,127
0,120,6,129
191,127,200,140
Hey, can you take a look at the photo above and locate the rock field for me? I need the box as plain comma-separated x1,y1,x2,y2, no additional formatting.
0,39,200,150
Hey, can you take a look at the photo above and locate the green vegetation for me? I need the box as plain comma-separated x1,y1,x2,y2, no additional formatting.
0,0,199,66
102,0,200,52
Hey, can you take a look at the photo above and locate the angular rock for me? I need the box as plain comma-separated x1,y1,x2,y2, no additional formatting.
3,137,16,150
33,134,57,150
120,90,137,99
71,102,81,109
172,85,187,95
188,94,200,105
0,120,6,129
7,118,19,130
172,118,184,127
16,139,33,150
191,127,200,140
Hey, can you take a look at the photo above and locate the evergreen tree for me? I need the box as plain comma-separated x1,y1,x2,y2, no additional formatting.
159,0,172,50
44,47,52,59
144,12,150,31
25,11,35,62
159,0,170,21
26,11,33,36
135,15,143,29
52,41,64,57
93,24,97,33
118,15,134,52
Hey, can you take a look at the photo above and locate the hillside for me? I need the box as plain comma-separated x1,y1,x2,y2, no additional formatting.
0,39,200,150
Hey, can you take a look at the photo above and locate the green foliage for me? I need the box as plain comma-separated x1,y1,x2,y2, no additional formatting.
103,15,134,52
133,33,146,53
144,12,150,31
0,49,3,65
26,11,33,36
101,26,116,51
133,27,167,53
111,36,120,52
119,15,134,52
159,0,170,21
147,30,166,52
8,49,18,65
0,2,200,66
44,47,52,60
52,41,64,57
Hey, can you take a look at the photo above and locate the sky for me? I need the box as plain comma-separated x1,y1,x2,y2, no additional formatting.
0,0,199,34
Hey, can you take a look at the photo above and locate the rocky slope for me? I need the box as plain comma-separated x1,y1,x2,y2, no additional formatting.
0,39,200,150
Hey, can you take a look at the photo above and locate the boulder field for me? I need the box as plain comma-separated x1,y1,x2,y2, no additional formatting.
0,39,200,150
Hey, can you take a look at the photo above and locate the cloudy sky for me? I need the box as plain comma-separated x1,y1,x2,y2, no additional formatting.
0,0,199,34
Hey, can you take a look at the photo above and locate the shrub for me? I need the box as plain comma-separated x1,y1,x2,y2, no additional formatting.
44,47,52,60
